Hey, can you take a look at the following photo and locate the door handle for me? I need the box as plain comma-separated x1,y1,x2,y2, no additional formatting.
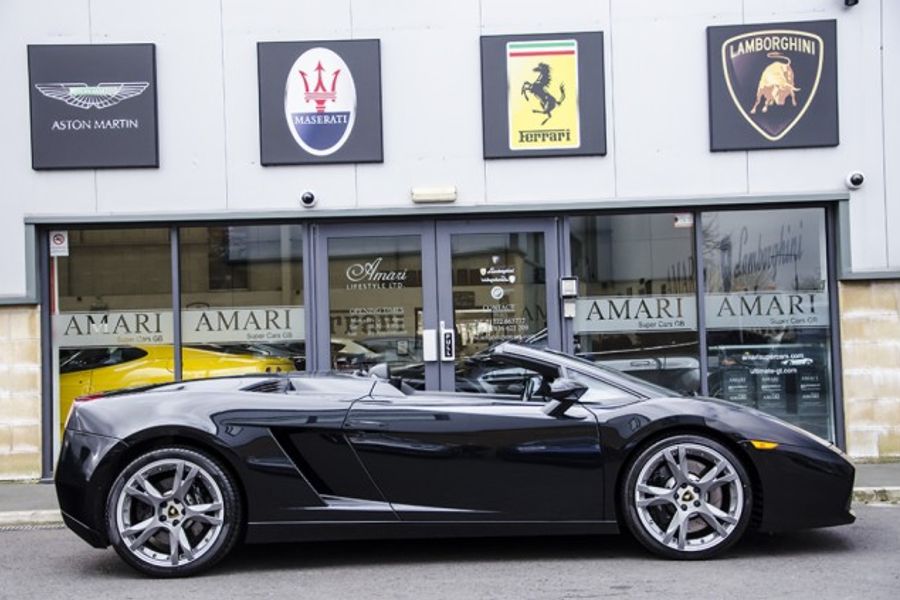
344,419,388,430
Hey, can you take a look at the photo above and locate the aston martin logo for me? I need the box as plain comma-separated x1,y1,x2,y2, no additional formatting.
722,30,823,141
34,82,150,110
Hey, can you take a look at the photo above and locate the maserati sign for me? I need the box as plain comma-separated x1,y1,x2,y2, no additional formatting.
27,44,159,169
258,40,383,165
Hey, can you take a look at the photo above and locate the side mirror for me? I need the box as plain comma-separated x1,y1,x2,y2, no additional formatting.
548,378,588,401
542,378,588,417
367,363,391,380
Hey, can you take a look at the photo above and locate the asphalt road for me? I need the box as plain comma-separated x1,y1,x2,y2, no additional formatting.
1,506,898,600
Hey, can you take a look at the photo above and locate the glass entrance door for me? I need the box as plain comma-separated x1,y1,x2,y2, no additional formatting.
312,219,560,392
313,222,439,387
435,219,560,392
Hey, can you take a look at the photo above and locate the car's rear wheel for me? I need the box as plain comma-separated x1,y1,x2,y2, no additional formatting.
106,447,241,577
621,434,752,559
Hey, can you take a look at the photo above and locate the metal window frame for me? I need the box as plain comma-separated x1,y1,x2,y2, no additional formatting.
35,198,850,477
562,203,844,448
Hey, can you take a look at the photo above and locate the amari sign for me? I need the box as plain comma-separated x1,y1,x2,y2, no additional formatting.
574,291,828,335
707,20,838,150
53,307,304,348
27,44,159,169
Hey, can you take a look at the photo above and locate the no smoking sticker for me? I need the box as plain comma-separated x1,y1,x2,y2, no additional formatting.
49,230,69,257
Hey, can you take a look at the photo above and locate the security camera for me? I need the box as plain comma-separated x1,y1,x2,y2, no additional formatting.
845,172,865,190
300,190,316,208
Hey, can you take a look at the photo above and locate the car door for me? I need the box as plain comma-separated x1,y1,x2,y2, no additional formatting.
343,389,604,522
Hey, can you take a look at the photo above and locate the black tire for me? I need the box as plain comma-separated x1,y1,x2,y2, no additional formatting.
621,434,752,559
105,446,242,577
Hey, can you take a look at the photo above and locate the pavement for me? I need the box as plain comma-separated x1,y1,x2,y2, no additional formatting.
1,459,898,527
1,505,898,598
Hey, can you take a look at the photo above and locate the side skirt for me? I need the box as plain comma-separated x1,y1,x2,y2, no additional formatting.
245,520,620,544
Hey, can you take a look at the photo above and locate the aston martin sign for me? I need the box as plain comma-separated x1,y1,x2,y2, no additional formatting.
27,44,159,169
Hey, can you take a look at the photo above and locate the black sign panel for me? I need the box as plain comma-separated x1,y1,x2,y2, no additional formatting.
27,44,158,170
257,40,383,166
481,32,606,159
707,20,838,151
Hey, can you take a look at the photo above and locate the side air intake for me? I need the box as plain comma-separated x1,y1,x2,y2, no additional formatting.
242,379,294,394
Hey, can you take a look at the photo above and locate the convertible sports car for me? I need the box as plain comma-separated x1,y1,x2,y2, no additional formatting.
55,343,855,577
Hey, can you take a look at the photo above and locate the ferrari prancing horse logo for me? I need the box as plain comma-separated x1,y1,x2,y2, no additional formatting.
721,29,824,142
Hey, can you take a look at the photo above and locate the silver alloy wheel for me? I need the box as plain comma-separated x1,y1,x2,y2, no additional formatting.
633,442,744,553
115,458,225,568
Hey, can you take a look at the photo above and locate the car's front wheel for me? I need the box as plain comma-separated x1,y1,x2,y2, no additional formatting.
621,434,752,559
106,447,241,577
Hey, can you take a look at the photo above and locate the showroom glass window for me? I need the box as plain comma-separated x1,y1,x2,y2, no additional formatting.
702,208,834,440
326,235,423,373
570,214,700,395
52,228,173,433
179,225,304,379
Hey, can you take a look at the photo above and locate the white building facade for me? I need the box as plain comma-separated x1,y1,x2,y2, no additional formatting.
1,0,898,479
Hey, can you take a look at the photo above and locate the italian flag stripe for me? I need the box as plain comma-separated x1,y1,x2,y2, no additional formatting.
508,50,575,57
508,40,576,50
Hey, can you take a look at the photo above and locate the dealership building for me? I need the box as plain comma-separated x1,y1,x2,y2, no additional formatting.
1,0,898,480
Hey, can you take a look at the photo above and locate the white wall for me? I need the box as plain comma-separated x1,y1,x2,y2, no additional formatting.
0,0,894,298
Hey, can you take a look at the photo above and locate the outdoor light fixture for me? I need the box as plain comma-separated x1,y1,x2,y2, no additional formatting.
411,186,457,203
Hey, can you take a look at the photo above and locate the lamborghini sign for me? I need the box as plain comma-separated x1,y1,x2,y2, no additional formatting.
707,20,838,151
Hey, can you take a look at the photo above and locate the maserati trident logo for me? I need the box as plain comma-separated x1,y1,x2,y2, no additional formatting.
34,82,150,110
284,47,357,156
721,30,824,141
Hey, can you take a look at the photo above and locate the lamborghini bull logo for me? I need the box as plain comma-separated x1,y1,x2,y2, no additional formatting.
722,30,823,142
750,52,799,114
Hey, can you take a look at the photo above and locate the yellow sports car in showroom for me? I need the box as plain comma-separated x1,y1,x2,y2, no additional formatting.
58,344,295,431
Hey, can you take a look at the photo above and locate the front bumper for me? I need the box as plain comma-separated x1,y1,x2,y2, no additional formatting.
55,429,127,548
748,441,855,533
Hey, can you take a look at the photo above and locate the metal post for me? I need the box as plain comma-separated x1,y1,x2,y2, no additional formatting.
170,227,182,381
38,229,54,481
826,205,846,450
693,211,710,397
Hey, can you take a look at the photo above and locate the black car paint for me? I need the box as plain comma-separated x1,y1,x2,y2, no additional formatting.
55,347,854,551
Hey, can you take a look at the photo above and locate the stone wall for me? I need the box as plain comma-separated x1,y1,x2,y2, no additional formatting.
0,306,41,479
840,280,900,458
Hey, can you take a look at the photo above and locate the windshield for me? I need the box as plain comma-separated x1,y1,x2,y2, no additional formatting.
542,348,682,398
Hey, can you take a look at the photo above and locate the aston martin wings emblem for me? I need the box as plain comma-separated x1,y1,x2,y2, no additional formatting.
34,82,149,110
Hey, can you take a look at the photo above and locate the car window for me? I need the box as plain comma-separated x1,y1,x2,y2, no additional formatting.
60,346,148,374
566,369,638,403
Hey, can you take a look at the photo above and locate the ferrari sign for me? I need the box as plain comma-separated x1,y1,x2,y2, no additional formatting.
481,32,605,158
707,20,838,151
506,40,580,151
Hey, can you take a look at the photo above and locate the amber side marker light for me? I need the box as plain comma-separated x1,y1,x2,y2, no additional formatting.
749,440,779,450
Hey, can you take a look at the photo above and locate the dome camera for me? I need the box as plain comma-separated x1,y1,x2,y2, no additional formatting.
845,172,865,190
300,190,317,208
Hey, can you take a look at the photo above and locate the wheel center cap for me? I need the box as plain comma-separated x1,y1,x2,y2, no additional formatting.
168,506,179,517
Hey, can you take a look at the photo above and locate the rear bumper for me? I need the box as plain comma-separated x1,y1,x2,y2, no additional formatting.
55,429,126,549
749,441,855,532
